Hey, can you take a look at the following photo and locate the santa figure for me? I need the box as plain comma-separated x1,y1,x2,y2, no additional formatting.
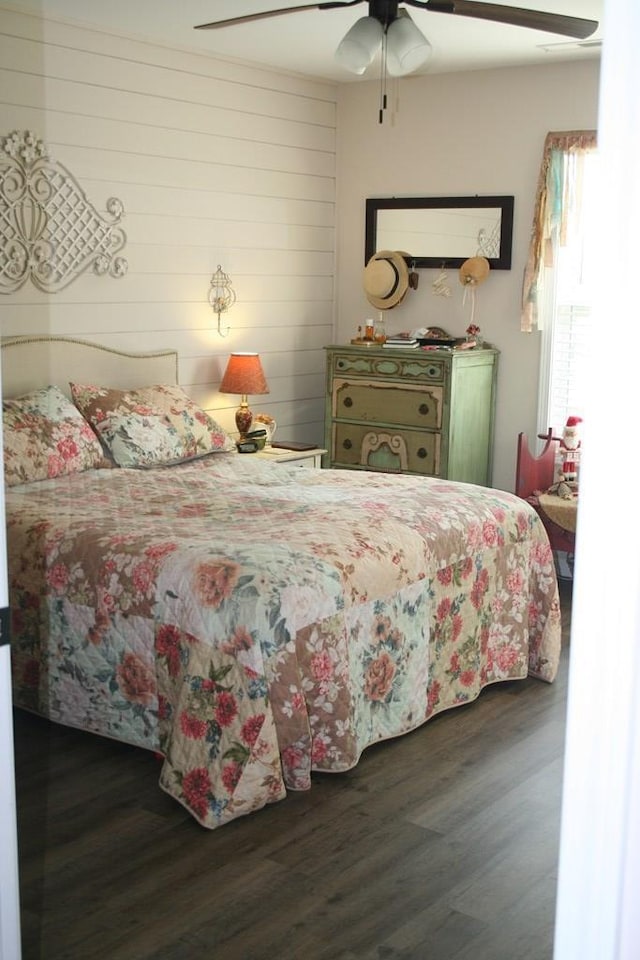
559,415,583,484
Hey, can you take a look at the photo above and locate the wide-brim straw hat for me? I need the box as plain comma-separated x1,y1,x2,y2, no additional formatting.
459,256,490,287
363,250,410,310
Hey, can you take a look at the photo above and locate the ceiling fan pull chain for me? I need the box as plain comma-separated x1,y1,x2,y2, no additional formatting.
379,30,388,124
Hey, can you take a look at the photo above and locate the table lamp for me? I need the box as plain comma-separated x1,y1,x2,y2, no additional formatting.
219,352,269,439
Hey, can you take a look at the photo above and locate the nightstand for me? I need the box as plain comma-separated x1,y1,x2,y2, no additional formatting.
255,447,327,468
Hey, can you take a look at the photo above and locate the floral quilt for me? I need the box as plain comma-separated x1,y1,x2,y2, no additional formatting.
6,455,561,829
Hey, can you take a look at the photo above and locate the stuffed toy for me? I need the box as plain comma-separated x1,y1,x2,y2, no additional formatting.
559,415,583,484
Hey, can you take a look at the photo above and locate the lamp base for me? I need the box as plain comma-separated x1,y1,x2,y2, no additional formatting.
235,400,253,440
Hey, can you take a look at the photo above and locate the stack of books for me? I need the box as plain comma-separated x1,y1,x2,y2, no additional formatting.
383,335,419,349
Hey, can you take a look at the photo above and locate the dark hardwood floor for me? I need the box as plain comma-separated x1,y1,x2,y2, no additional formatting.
13,580,573,960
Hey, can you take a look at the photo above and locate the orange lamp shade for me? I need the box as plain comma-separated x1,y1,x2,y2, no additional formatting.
219,353,269,397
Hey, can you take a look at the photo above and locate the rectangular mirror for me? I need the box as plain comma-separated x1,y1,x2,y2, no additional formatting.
365,195,514,270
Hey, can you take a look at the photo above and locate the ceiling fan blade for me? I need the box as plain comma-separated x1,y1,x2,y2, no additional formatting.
195,1,363,30
406,1,598,40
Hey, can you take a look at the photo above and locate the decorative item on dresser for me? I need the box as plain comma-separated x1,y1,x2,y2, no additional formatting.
324,343,498,484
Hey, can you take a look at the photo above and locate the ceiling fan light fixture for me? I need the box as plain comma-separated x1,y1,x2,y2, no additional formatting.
386,11,432,77
335,15,384,75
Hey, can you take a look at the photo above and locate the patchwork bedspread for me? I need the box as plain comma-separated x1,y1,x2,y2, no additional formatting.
6,455,561,829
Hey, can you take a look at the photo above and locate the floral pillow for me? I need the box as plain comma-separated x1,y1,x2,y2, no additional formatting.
3,384,106,487
146,384,235,454
70,383,234,468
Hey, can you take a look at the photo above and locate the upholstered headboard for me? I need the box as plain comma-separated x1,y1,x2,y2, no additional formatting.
1,336,179,399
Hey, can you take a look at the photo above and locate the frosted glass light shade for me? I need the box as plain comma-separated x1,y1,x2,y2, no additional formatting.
386,14,432,76
335,16,384,75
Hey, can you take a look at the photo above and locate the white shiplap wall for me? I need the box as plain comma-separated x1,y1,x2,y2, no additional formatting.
0,5,338,442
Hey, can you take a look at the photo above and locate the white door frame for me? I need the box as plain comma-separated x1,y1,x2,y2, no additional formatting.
0,361,21,955
553,0,640,956
0,647,21,960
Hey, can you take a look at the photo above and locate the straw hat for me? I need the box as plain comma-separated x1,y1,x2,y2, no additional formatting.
459,256,490,287
363,250,410,310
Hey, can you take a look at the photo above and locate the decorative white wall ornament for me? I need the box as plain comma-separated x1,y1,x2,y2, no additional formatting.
0,130,128,294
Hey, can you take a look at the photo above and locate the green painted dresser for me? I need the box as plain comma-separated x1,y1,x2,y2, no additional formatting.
324,344,499,485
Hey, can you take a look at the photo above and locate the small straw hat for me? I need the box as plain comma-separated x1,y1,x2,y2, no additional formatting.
459,256,490,287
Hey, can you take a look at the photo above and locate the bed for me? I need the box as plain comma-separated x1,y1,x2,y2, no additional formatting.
2,335,561,830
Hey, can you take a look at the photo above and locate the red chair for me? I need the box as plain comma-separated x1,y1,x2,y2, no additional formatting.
516,430,576,557
516,429,557,499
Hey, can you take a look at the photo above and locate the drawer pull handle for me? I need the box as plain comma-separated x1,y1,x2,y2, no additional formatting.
417,448,427,459
343,439,353,450
344,396,353,408
418,403,430,415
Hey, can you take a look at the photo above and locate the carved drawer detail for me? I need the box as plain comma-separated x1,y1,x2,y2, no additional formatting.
332,353,445,383
332,422,440,475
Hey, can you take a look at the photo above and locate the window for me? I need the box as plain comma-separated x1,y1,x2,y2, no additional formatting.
541,150,599,434
546,301,590,432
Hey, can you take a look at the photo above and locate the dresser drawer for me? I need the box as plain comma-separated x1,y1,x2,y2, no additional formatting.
332,378,442,429
332,422,441,475
331,351,447,384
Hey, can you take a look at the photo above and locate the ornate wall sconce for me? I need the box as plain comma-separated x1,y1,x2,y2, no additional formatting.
208,264,236,337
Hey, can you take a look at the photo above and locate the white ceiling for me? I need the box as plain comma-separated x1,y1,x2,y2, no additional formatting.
13,0,603,82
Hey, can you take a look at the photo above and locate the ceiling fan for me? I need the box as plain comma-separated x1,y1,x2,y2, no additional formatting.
194,2,599,46
195,2,598,120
